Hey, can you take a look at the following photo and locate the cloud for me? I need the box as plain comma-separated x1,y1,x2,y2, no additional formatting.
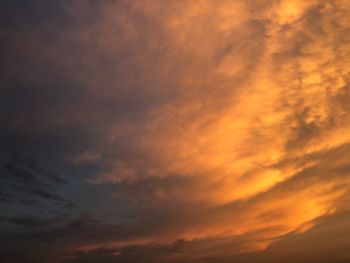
1,0,350,262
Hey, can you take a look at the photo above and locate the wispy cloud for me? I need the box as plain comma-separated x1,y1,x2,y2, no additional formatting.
1,0,350,262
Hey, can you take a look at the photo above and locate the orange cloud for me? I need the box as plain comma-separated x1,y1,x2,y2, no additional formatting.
3,0,350,262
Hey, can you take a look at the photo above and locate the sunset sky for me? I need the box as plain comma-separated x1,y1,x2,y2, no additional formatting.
1,0,350,262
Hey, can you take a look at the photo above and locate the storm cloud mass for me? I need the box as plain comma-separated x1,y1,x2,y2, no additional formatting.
1,0,350,262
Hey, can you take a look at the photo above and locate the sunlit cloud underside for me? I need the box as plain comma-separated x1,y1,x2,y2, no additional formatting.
1,1,350,263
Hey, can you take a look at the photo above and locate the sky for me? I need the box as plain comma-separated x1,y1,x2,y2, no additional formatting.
1,0,350,262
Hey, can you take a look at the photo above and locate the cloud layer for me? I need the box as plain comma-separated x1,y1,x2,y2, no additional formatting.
1,0,350,262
